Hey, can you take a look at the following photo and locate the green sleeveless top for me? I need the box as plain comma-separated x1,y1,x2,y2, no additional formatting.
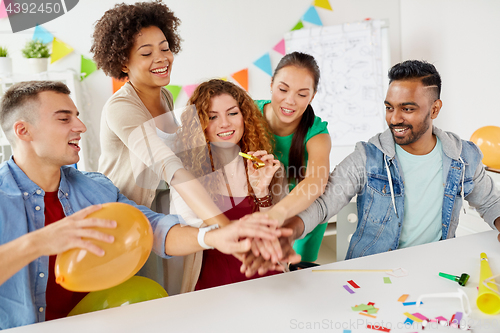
255,100,329,190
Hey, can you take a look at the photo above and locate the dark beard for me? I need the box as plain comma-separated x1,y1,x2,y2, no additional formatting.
390,112,431,146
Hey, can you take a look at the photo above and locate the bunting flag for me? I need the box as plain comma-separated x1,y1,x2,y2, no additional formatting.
112,77,127,93
0,0,16,19
220,77,228,81
231,68,248,91
302,6,323,26
33,25,53,44
273,39,286,55
183,84,198,98
314,0,333,11
291,20,304,31
80,55,97,80
51,37,73,63
165,85,182,103
253,53,272,76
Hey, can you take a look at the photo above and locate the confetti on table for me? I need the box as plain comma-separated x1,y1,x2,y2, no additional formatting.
404,317,414,325
367,324,391,332
404,312,422,323
351,304,373,311
402,301,423,306
366,308,379,314
453,312,463,324
435,316,447,322
412,313,429,321
367,302,375,306
360,312,377,319
343,285,355,294
343,330,351,333
398,294,409,302
347,280,360,288
383,277,392,284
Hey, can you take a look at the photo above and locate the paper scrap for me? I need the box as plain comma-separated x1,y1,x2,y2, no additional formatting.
404,312,422,323
366,324,390,332
351,304,372,311
412,313,429,321
367,302,375,306
435,316,447,322
402,301,423,306
343,330,351,333
360,312,377,319
383,277,391,284
347,280,360,289
404,318,414,325
343,285,355,294
398,294,409,302
453,311,463,325
367,308,379,314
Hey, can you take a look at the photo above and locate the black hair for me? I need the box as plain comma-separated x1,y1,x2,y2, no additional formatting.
388,60,441,100
272,52,320,183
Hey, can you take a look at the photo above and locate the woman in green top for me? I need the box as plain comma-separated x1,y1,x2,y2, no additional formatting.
255,52,331,263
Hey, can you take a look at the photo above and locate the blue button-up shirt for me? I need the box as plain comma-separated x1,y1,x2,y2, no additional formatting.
0,157,180,330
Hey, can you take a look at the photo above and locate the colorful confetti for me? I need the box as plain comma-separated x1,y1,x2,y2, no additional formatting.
343,285,355,294
367,324,390,332
383,277,392,284
347,280,360,289
402,301,423,306
398,294,409,302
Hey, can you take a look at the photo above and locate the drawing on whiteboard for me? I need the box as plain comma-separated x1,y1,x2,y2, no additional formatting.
285,20,388,146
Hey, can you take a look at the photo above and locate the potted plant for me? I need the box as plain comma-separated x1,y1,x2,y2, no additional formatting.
21,39,51,74
0,46,12,76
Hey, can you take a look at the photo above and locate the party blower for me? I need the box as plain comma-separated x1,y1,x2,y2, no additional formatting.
477,252,500,315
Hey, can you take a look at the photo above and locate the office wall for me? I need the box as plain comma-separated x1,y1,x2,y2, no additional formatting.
0,0,498,170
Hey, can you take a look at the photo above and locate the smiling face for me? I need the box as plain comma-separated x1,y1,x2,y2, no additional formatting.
123,26,173,89
205,94,244,146
27,91,86,168
270,65,316,129
385,79,441,154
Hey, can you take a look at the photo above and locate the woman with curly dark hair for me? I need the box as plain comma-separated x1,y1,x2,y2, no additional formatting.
174,79,287,292
91,1,230,230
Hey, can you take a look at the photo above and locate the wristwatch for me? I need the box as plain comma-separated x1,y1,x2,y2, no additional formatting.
197,224,219,249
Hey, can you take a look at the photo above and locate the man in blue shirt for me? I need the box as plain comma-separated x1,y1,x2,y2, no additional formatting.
0,81,283,329
240,60,500,276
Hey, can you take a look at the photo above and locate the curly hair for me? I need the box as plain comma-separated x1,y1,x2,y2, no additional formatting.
176,79,280,201
90,0,181,80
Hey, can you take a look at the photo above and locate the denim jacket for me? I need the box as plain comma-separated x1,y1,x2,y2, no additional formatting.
0,157,181,330
298,126,500,259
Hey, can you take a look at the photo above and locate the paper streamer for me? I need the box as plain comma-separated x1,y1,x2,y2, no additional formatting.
183,84,199,98
231,68,248,91
404,312,422,323
165,85,182,103
80,55,97,80
33,25,54,44
273,39,286,56
51,37,74,63
366,324,390,332
347,280,360,289
314,0,333,11
398,294,409,302
253,53,272,76
402,301,423,306
343,285,355,294
383,277,391,284
291,20,303,31
302,6,322,26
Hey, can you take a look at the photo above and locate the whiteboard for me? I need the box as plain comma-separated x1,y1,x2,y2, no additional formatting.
285,20,390,146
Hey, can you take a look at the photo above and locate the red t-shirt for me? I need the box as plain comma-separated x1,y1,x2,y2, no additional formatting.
44,191,87,320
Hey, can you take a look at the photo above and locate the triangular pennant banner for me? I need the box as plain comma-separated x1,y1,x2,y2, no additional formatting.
220,77,228,81
33,25,53,44
291,20,304,31
51,37,73,63
0,0,8,19
273,39,286,56
314,0,333,11
80,55,97,80
302,6,323,26
165,85,182,103
231,68,248,91
183,84,198,98
253,53,272,76
0,0,16,19
112,77,127,93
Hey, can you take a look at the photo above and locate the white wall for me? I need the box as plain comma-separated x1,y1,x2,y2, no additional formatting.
0,0,498,171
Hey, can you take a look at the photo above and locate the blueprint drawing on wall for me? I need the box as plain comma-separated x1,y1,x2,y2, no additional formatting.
285,20,388,146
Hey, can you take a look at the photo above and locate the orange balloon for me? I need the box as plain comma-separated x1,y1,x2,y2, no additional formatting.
470,126,500,169
55,202,153,292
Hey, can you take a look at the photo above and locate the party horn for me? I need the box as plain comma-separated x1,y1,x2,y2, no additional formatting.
477,252,500,315
239,152,265,169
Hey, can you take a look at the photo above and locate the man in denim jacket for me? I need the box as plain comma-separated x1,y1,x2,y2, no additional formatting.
296,60,500,259
0,81,282,329
241,60,500,276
